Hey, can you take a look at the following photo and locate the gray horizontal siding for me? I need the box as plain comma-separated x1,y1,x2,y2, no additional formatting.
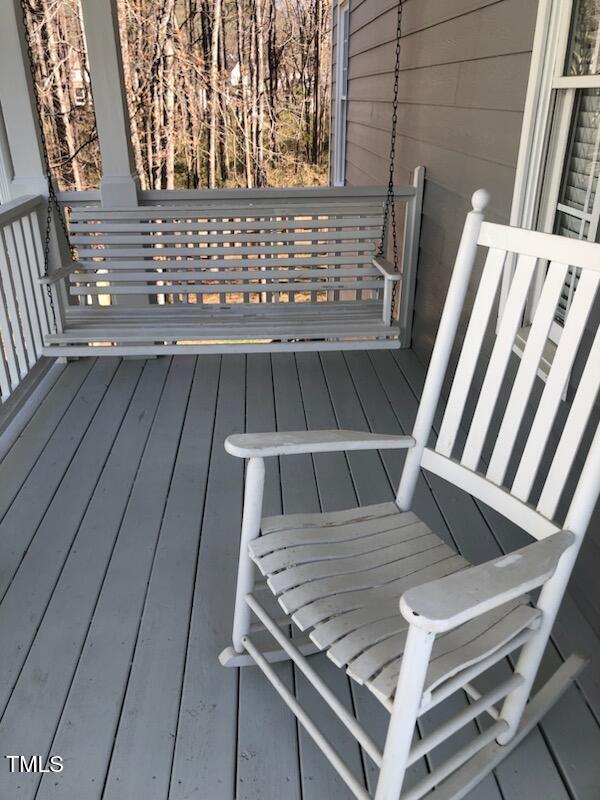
338,0,535,198
331,0,600,636
348,53,531,109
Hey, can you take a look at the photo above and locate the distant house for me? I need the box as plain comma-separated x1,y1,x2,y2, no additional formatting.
71,65,89,106
330,0,600,636
229,61,242,87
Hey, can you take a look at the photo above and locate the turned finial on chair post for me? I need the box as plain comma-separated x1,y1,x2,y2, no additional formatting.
471,188,490,214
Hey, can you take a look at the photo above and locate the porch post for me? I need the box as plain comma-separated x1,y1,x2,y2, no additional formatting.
0,0,70,317
79,0,139,208
0,0,47,198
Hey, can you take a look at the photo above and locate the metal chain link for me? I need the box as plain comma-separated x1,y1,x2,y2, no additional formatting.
19,0,75,334
377,0,403,319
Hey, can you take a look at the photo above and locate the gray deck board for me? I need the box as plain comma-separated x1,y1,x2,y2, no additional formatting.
235,354,301,800
0,358,93,521
102,356,212,800
6,357,168,800
168,355,243,799
0,358,119,600
296,351,386,796
0,352,596,800
34,356,190,799
0,358,138,725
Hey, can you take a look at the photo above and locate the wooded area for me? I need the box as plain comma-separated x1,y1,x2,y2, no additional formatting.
23,0,332,191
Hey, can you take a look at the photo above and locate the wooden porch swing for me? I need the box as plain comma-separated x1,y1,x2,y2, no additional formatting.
220,190,600,799
26,0,424,356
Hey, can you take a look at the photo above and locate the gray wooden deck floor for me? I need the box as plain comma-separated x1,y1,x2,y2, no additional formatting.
0,351,599,800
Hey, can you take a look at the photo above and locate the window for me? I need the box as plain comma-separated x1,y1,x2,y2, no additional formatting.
73,86,87,107
508,0,600,345
334,0,349,187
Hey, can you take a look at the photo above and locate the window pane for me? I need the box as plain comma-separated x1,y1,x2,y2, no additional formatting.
555,209,590,238
334,3,349,185
341,6,349,99
566,0,600,75
552,88,599,326
555,88,600,224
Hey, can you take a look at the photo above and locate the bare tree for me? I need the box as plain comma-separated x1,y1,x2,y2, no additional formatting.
24,0,332,191
235,0,253,187
208,0,222,187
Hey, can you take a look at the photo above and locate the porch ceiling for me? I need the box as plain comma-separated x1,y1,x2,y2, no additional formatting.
0,350,599,800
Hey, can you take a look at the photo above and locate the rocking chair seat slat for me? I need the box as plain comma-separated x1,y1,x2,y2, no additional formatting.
279,544,457,615
369,604,540,704
250,501,540,704
331,597,524,678
300,555,467,633
260,500,402,535
266,531,439,594
256,522,429,575
328,611,410,667
348,602,517,689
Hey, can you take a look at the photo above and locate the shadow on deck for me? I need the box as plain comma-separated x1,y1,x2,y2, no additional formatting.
0,351,599,799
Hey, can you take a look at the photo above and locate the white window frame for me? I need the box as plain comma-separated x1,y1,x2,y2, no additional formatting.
333,0,350,187
506,0,600,347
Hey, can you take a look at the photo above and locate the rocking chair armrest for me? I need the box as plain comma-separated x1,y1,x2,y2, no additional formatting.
372,255,402,280
38,262,76,285
400,530,575,634
225,430,415,458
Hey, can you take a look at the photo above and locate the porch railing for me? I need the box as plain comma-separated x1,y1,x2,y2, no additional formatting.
0,195,49,402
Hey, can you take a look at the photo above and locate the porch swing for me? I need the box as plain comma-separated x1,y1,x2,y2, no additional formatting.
25,0,424,356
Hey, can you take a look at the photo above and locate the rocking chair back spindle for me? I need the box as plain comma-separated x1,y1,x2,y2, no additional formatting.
221,190,600,800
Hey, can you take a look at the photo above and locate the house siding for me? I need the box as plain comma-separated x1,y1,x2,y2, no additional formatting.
332,0,600,635
333,0,535,347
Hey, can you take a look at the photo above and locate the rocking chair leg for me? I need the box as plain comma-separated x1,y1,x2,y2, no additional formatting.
246,593,383,765
232,457,265,653
430,653,587,800
241,634,370,800
498,543,581,743
375,626,435,800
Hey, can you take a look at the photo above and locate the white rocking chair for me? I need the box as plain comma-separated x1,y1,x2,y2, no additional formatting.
219,190,600,800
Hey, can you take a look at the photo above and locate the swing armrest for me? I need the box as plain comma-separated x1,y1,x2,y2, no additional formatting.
400,530,575,634
225,430,415,458
372,255,402,280
38,263,76,285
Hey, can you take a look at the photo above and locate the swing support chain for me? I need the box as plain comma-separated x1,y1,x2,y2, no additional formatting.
19,0,79,334
377,0,403,319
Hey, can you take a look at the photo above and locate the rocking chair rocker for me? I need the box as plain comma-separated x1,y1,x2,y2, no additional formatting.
219,190,600,800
